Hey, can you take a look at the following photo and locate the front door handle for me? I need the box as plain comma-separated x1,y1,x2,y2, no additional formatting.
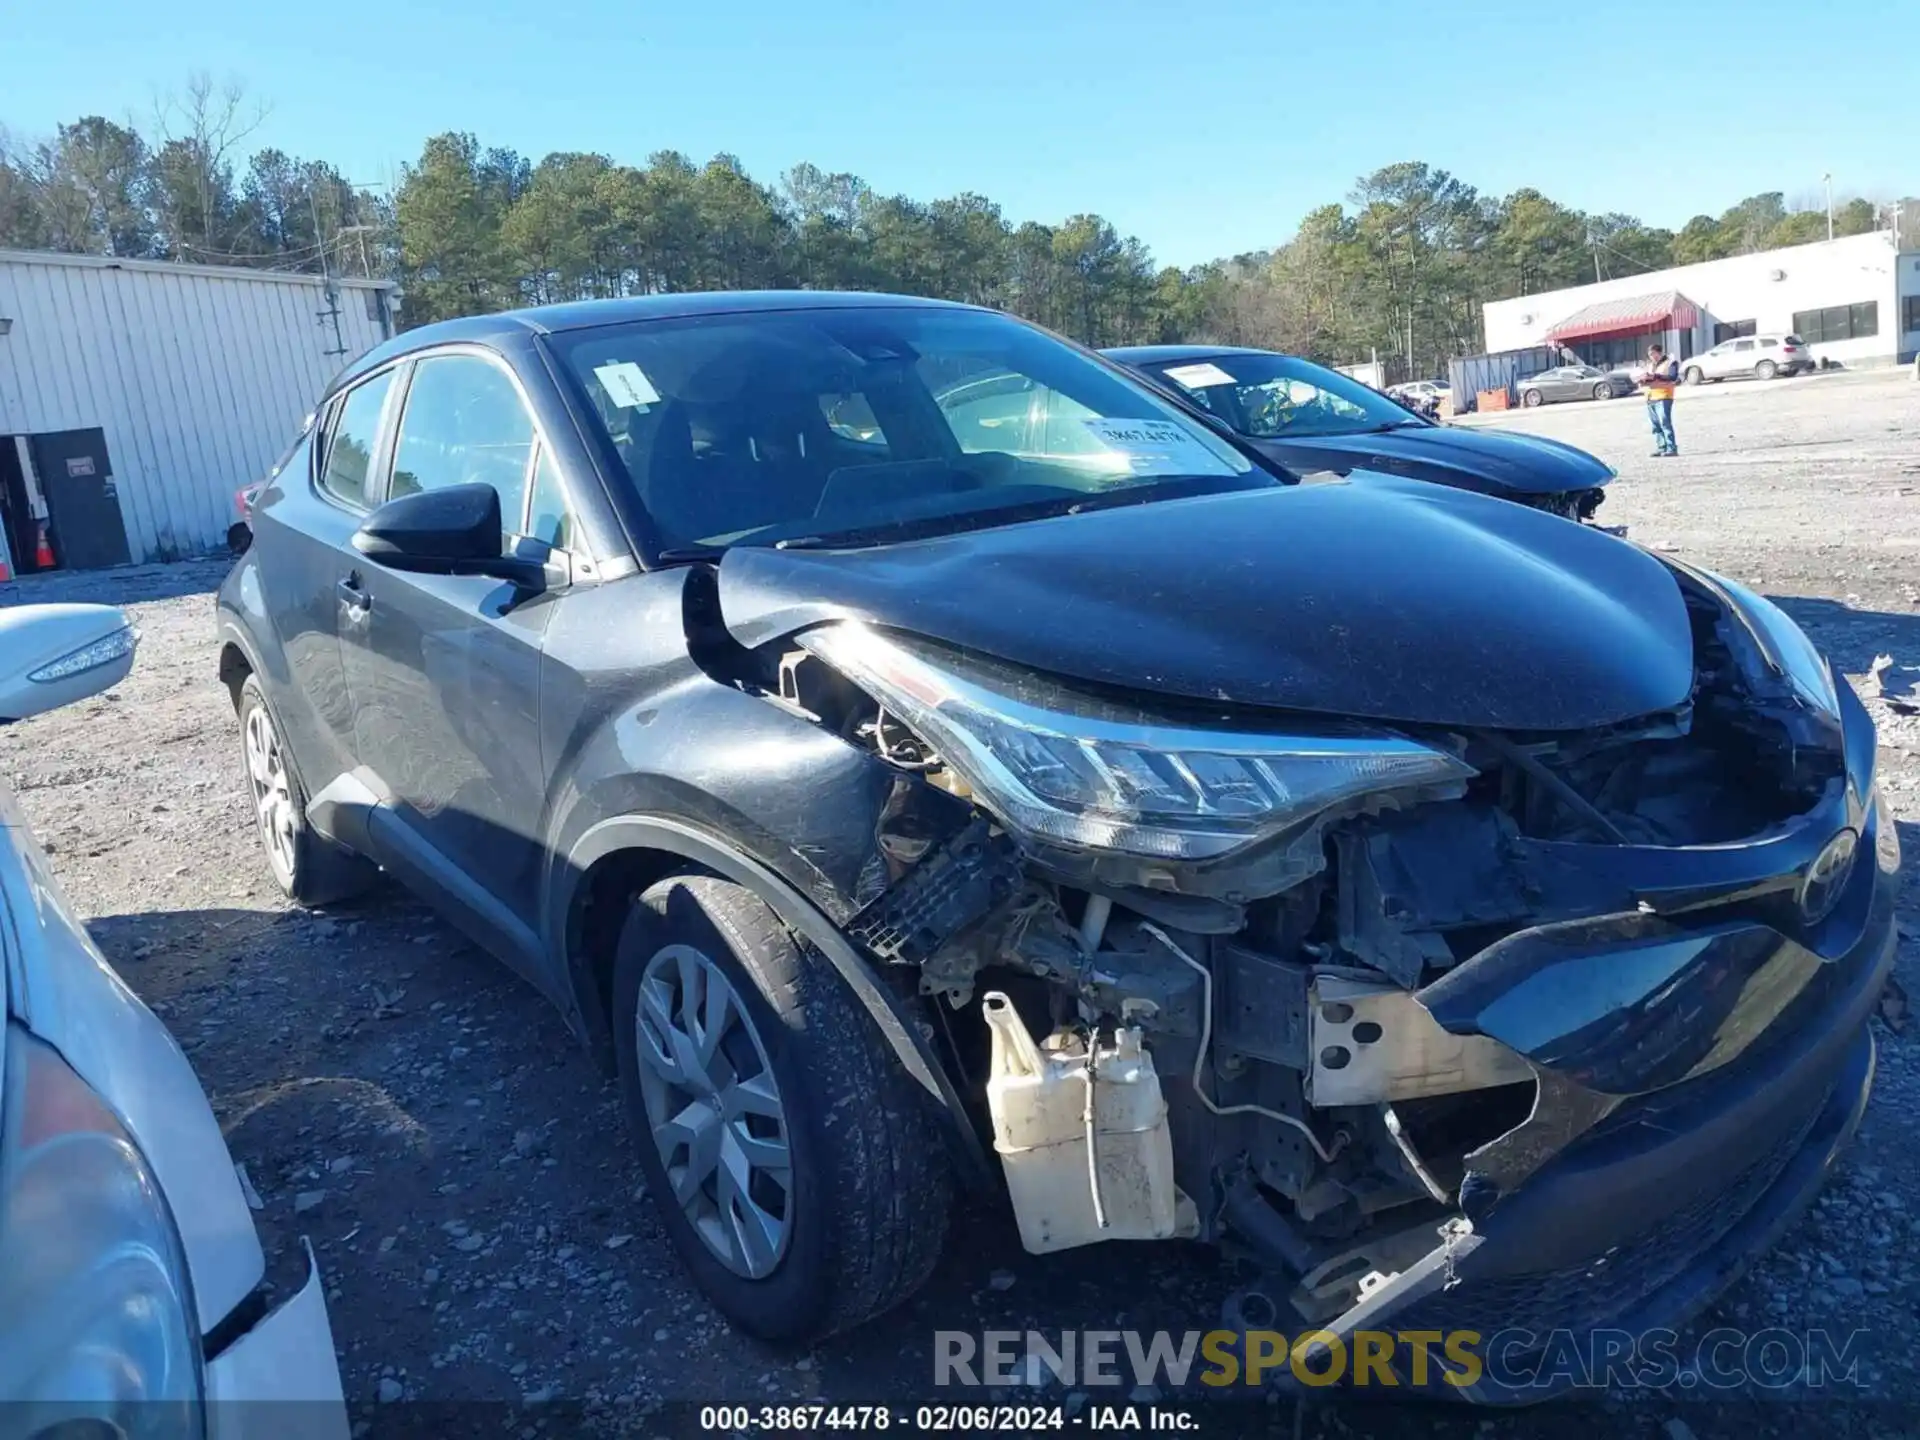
337,574,370,614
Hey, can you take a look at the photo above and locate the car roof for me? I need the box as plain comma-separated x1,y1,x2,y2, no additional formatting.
330,290,986,395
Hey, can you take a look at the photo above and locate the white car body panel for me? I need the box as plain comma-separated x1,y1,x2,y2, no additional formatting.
0,782,266,1328
1,607,347,1424
206,1241,350,1437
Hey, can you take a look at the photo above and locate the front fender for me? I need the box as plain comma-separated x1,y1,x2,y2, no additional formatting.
538,651,986,1182
556,811,986,1182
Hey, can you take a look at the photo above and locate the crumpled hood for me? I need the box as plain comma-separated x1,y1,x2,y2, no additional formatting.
718,478,1695,731
1249,424,1613,499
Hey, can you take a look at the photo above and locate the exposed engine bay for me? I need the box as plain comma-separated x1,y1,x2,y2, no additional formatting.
724,551,1872,1327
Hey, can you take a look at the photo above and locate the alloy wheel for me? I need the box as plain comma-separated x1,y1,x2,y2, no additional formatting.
633,942,793,1278
244,704,298,886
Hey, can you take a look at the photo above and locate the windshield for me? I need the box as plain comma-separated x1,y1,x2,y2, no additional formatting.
1139,353,1420,438
551,307,1263,553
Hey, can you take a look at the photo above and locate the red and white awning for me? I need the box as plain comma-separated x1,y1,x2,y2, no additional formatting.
1545,290,1701,343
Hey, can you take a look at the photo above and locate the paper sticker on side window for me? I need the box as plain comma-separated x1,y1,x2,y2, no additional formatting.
1081,417,1236,476
1161,362,1237,389
594,362,661,409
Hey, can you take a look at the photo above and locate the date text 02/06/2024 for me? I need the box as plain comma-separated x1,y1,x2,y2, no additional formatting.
697,1405,1198,1431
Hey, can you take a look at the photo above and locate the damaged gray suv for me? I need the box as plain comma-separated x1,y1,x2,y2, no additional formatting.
216,292,1898,1395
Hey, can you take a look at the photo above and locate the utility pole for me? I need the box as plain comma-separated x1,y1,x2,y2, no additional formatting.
1823,173,1834,241
310,190,348,358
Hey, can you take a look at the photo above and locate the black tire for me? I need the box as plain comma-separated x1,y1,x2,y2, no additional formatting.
613,875,952,1343
1755,359,1778,380
1592,381,1614,401
236,674,376,906
1683,366,1704,385
1521,389,1544,407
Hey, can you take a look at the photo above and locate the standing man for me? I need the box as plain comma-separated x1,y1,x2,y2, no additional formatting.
1641,343,1680,457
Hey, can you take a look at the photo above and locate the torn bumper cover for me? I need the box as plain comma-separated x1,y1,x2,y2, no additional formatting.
1270,784,1899,1403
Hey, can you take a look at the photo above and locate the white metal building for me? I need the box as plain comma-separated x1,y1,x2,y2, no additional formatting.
0,249,396,574
1483,229,1920,374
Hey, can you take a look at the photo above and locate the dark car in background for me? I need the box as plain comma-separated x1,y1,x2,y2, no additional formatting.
216,293,1894,1396
1109,345,1614,522
1517,362,1637,407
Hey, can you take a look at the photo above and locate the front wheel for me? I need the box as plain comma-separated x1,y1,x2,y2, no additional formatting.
1521,389,1544,407
1755,359,1779,380
236,675,376,906
1592,381,1614,401
1683,366,1704,385
613,875,952,1343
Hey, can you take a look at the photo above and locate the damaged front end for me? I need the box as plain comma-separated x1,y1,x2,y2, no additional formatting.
762,561,1897,1398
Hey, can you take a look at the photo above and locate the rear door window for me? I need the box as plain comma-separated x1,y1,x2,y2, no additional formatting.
318,371,397,509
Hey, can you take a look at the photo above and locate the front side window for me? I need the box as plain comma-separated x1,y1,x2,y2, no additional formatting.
318,371,396,508
1144,353,1411,439
554,307,1259,552
527,446,576,551
389,354,538,526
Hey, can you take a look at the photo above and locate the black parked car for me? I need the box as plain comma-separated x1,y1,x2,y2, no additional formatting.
217,293,1895,1391
1109,345,1615,522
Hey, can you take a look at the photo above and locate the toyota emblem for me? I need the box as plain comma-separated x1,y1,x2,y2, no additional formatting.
1797,829,1859,926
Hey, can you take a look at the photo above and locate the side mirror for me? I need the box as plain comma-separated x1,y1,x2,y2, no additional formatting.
351,483,544,586
0,604,138,722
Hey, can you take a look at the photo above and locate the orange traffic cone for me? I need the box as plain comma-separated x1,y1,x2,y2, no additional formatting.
33,523,55,571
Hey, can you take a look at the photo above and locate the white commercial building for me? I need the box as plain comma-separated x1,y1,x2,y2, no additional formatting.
1483,229,1920,375
0,249,396,575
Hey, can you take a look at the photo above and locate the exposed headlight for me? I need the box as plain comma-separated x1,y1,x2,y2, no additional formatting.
26,626,140,684
0,1024,204,1437
801,623,1474,860
1712,577,1838,717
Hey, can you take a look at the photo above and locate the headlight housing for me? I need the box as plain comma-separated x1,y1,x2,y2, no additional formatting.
1709,576,1838,717
801,622,1474,860
0,1024,204,1437
26,625,140,684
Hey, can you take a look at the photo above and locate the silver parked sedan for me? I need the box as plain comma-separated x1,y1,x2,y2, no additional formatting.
1517,364,1636,407
1,603,347,1438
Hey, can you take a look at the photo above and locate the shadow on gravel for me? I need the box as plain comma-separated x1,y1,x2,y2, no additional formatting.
1769,595,1920,680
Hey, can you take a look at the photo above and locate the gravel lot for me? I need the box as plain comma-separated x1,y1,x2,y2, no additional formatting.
3,367,1917,1438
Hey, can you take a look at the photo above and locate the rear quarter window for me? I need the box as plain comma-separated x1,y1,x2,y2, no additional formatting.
318,371,397,509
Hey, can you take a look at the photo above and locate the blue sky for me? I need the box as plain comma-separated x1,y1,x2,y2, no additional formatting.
5,0,1913,267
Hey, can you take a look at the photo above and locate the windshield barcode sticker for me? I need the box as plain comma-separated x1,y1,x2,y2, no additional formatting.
594,361,661,409
1081,417,1237,476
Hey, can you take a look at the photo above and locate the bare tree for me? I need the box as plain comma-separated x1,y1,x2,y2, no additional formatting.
149,71,269,257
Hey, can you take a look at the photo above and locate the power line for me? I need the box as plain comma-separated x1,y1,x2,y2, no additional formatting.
179,236,329,262
1586,232,1664,279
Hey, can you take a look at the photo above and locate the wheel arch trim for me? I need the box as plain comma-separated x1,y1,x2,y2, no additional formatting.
558,813,990,1184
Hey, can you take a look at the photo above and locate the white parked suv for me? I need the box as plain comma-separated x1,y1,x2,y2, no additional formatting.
1682,334,1814,384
